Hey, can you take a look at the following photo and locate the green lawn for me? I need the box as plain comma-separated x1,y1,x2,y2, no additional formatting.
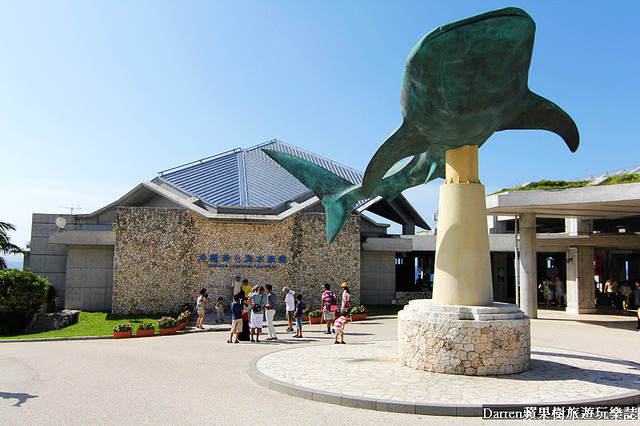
0,312,166,340
0,305,403,340
365,304,403,316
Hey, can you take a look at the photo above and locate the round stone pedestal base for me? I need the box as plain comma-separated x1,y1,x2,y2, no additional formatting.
398,300,530,375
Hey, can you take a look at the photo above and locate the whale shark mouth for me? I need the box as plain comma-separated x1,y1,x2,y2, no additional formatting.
422,7,532,45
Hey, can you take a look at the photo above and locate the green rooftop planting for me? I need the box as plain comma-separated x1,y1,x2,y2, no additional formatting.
491,174,640,195
599,173,640,186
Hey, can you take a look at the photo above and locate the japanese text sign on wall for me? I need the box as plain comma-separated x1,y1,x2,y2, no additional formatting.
197,253,287,270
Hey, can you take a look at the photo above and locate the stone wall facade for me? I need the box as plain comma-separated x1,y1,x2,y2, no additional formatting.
394,291,432,305
112,207,360,314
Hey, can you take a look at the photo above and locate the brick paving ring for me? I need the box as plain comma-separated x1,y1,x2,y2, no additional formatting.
248,340,640,416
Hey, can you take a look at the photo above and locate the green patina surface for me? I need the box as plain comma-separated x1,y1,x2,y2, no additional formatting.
266,7,579,243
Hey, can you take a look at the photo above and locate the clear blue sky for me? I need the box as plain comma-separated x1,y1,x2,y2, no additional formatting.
2,1,639,261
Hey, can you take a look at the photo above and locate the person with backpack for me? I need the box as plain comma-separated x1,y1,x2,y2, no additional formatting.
249,286,266,342
321,283,338,334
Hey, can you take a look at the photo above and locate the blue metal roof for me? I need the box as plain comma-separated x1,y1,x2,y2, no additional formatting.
158,140,367,209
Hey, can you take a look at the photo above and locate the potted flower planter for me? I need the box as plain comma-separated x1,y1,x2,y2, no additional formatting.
136,329,155,337
157,316,178,335
302,314,309,321
308,309,323,324
348,306,367,321
113,330,132,339
113,323,132,339
176,321,187,331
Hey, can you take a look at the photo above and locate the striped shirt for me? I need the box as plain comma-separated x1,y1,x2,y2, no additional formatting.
333,315,347,329
321,290,335,312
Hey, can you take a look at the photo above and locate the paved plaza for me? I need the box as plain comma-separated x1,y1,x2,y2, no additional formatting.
1,309,639,425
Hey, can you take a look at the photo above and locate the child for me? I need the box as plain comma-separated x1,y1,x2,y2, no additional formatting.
333,312,348,344
293,294,304,338
228,293,243,343
215,296,225,324
196,288,208,329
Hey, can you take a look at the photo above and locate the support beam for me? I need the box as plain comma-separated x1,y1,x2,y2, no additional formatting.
566,246,597,314
519,213,537,319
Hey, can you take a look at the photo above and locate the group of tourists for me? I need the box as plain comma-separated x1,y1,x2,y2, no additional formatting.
538,275,566,307
602,276,640,313
195,275,354,344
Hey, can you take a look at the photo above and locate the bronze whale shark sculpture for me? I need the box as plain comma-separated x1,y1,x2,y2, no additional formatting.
264,7,579,243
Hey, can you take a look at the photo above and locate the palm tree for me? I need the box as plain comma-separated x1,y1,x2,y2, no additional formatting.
1,221,23,269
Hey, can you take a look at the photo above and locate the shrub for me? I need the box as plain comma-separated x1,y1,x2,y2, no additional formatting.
177,311,190,323
0,269,51,335
349,305,367,315
158,316,177,329
113,323,132,332
308,309,322,318
137,322,155,330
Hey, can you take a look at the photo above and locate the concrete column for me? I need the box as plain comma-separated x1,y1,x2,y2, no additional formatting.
566,218,593,236
519,213,537,319
566,246,597,314
433,146,493,306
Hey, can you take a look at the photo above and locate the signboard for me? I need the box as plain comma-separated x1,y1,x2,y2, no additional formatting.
197,253,287,270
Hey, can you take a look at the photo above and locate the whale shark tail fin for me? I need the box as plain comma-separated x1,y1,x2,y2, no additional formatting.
261,148,361,244
361,121,440,197
499,91,580,152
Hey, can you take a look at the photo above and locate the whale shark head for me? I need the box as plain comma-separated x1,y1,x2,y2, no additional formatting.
401,7,536,147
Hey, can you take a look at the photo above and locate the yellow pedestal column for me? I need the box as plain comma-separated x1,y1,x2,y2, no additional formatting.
432,145,493,306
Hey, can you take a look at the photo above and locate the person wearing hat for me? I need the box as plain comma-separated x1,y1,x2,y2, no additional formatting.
341,282,352,314
283,286,296,332
230,274,242,298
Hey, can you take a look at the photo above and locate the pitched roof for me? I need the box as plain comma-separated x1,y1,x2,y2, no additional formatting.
157,140,366,209
86,139,429,231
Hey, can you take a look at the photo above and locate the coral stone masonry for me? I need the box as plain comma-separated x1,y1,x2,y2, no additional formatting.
112,207,360,314
398,300,530,376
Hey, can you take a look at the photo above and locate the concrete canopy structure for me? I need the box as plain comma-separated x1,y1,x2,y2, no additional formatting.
28,140,428,312
486,182,640,318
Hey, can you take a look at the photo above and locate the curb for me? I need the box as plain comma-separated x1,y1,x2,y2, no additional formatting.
247,342,481,416
248,342,640,417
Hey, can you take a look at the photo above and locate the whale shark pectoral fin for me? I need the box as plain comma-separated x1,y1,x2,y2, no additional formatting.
362,121,430,197
499,91,580,152
376,151,442,201
262,148,360,244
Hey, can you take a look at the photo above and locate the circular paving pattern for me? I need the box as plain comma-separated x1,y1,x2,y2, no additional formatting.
249,340,640,416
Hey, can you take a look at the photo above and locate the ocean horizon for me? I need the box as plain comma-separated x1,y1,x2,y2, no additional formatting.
3,258,24,270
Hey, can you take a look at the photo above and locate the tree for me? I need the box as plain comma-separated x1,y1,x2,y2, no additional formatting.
0,269,50,335
1,221,23,269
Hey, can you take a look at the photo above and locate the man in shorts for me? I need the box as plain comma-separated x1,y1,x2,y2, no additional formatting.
227,293,243,343
283,287,296,332
321,283,337,334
